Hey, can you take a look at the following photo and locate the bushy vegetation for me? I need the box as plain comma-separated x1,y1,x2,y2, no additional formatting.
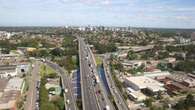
175,60,195,72
39,67,64,110
40,64,57,78
174,94,195,110
94,42,117,54
55,55,78,73
127,50,138,60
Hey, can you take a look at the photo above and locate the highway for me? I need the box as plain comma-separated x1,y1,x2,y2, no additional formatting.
45,61,77,110
78,37,99,110
24,61,40,110
103,54,129,110
78,37,114,110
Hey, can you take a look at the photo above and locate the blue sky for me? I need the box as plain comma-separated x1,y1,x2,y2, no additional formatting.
0,0,195,28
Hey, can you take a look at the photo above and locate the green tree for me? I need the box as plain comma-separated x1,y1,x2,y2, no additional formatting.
52,97,65,110
174,94,195,110
63,37,74,46
143,98,154,108
127,50,137,60
184,94,194,110
175,61,195,72
158,51,169,59
157,63,168,71
1,48,10,54
113,63,124,72
38,49,49,57
50,48,64,56
64,56,76,73
174,100,185,110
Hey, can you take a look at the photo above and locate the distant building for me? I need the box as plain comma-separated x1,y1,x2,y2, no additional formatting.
143,71,171,79
0,65,18,78
126,87,147,102
0,31,12,40
178,37,191,44
17,62,30,74
17,47,37,54
26,47,37,52
182,78,195,88
191,32,195,41
159,38,175,43
0,79,8,97
0,53,20,65
0,90,20,110
131,45,154,53
122,60,146,70
125,76,165,94
158,74,192,94
117,46,130,50
0,54,19,58
4,77,24,93
116,50,128,59
0,77,24,110
164,57,176,64
45,78,61,96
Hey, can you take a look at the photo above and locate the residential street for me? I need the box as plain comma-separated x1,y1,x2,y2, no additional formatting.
24,61,40,110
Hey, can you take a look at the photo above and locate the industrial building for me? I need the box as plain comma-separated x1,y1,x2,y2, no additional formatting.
0,77,24,110
125,76,165,94
0,65,18,78
4,77,24,93
126,87,147,102
143,71,171,79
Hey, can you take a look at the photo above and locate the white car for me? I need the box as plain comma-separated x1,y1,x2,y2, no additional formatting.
66,99,70,104
65,89,68,93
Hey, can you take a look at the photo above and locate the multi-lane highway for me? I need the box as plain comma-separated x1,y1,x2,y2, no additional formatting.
78,37,114,110
86,40,115,110
79,37,100,110
103,54,129,110
46,61,77,110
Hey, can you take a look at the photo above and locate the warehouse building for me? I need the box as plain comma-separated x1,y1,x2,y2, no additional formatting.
125,76,165,95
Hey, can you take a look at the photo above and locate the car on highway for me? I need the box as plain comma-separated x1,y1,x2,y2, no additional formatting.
36,81,40,89
66,99,70,104
93,78,97,86
36,93,39,101
65,88,68,93
35,101,39,110
103,105,110,110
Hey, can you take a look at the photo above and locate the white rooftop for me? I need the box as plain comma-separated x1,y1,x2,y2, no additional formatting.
184,78,195,87
129,91,147,101
143,71,171,78
125,76,164,92
126,87,147,102
4,77,24,92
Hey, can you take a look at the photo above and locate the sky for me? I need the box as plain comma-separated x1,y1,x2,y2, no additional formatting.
0,0,195,28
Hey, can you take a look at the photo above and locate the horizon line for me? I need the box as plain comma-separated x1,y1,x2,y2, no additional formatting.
0,25,195,30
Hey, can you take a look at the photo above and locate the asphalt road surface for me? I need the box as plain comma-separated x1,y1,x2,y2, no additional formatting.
78,37,114,110
24,61,40,110
78,37,100,110
46,61,77,110
103,54,129,110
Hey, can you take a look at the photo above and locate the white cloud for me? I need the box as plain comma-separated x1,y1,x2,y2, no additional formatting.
175,16,193,21
101,0,110,5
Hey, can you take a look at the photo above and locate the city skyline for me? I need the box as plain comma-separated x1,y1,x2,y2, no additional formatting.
0,0,195,28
